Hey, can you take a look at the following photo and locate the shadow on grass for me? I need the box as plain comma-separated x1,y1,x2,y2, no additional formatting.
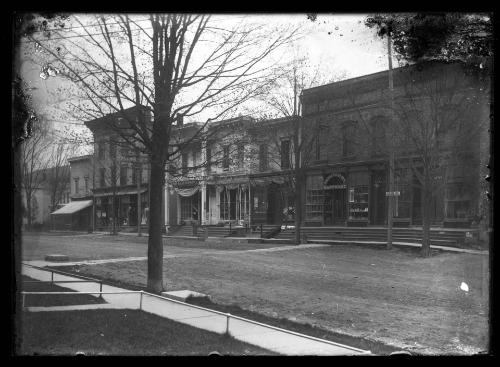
22,276,107,307
19,309,275,356
47,267,404,356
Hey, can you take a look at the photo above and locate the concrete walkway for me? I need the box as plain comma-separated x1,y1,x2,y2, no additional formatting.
21,264,370,356
308,239,489,255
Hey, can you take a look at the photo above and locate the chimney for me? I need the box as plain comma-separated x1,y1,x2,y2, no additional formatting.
177,114,184,127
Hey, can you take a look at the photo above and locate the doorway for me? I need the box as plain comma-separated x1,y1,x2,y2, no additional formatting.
370,170,386,225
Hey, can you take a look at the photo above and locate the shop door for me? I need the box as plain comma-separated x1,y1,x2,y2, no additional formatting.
267,187,276,224
370,170,386,225
324,189,346,225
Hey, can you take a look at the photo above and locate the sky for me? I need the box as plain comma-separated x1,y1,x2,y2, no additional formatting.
18,13,394,151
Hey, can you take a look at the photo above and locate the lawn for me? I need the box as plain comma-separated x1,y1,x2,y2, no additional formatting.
21,232,290,262
18,309,276,356
56,244,490,355
21,276,107,307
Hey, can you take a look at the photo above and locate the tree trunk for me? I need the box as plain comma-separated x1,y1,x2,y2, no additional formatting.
26,195,32,230
294,172,302,245
147,158,165,293
421,188,432,257
111,189,117,235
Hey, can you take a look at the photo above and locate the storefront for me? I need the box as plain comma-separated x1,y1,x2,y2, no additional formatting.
51,200,93,231
249,175,291,225
93,188,148,230
206,176,252,225
170,180,201,225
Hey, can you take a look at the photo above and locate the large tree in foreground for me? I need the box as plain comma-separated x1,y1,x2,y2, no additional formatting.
25,14,298,292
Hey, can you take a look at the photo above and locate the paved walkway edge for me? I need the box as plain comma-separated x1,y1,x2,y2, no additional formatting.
307,240,488,255
21,264,371,356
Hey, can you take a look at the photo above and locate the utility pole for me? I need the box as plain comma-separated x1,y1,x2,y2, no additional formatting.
92,149,96,233
387,30,395,250
293,68,303,246
137,158,142,237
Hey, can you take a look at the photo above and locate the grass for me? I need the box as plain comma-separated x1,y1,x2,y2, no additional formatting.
21,276,107,307
185,296,399,355
50,266,398,355
18,309,276,356
51,243,489,355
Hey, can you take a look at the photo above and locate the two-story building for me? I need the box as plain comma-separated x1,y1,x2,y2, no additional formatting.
84,106,152,231
299,61,489,228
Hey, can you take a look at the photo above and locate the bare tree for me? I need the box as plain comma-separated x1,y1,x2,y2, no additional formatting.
20,118,51,229
26,14,298,292
46,143,73,212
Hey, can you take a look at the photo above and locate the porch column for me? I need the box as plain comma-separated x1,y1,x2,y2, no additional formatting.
176,194,181,225
215,186,220,223
201,182,207,225
248,183,252,226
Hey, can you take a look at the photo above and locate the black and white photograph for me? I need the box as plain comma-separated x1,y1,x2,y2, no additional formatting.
12,12,492,356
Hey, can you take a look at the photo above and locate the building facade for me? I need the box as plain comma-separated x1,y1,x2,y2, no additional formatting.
71,62,489,232
84,106,152,231
299,61,489,228
166,62,489,230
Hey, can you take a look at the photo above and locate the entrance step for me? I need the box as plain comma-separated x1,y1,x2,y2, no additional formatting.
160,290,209,302
44,254,70,262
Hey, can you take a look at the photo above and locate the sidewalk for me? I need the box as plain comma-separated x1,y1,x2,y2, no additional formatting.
21,264,371,356
92,231,488,255
307,239,489,255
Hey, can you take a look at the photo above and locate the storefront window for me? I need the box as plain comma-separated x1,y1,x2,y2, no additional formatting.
305,175,324,221
445,182,471,219
445,164,474,219
220,188,237,220
348,171,369,220
395,168,411,218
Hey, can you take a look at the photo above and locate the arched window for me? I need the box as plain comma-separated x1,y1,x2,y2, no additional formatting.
341,121,357,157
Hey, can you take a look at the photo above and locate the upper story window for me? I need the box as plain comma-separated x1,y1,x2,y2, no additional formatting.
342,121,357,157
280,139,291,169
84,176,89,193
181,153,188,175
109,139,116,160
206,147,212,173
74,177,79,194
121,144,129,159
110,165,117,185
259,144,268,172
98,141,105,159
132,164,137,185
222,146,230,170
237,144,245,168
99,168,106,188
120,165,128,186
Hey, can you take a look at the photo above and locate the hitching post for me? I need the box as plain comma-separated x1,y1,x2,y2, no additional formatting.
226,313,231,335
139,291,143,310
